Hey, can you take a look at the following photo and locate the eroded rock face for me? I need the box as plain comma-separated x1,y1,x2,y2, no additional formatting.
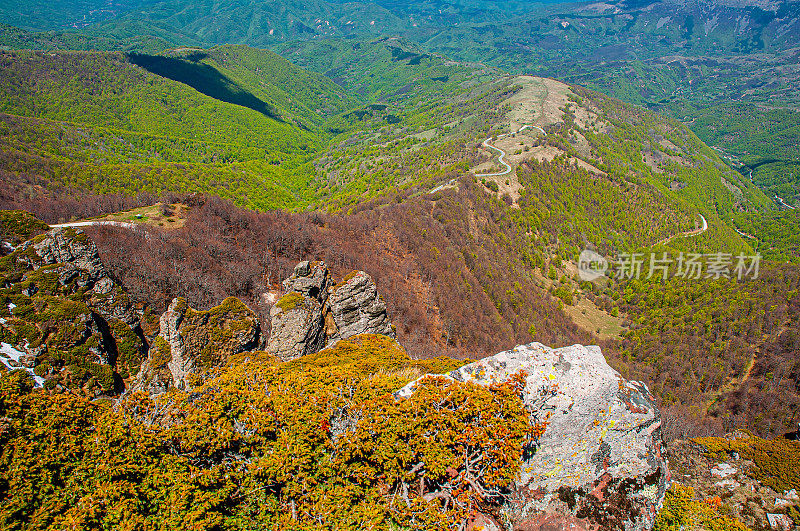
397,342,669,531
266,261,394,361
328,271,395,344
135,296,260,394
266,292,325,361
0,227,146,394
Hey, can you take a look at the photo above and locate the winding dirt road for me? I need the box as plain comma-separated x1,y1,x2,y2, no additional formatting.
475,124,546,178
775,195,795,210
654,214,708,247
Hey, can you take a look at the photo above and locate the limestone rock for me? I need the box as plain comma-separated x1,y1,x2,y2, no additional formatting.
282,260,330,301
267,292,325,361
135,297,260,394
328,271,394,343
1,227,146,394
397,342,669,531
266,262,395,360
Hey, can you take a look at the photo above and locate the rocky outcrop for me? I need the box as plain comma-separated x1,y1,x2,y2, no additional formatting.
328,271,394,343
397,342,669,531
31,227,107,282
667,435,798,530
134,296,260,394
0,227,146,394
21,227,140,325
282,260,331,299
267,293,326,361
267,261,394,361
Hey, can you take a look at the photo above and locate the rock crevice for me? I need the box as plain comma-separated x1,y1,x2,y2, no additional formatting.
267,261,395,361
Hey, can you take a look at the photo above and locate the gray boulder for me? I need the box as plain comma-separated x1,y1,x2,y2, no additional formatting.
397,342,669,531
266,262,395,360
327,271,395,343
282,260,330,301
133,298,187,395
266,292,326,361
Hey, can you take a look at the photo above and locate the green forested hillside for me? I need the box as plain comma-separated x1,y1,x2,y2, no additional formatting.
200,45,357,125
80,0,410,46
688,104,800,201
0,41,771,253
4,0,799,206
0,50,314,152
0,47,353,209
0,42,511,211
274,37,498,103
0,23,171,53
733,210,800,264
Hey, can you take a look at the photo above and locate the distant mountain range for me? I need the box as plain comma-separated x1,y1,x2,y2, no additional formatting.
4,0,799,50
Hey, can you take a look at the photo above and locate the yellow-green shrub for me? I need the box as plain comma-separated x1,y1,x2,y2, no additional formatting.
654,483,751,531
694,433,800,493
0,334,541,530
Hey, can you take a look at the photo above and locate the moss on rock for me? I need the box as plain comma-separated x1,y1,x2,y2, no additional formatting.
275,291,305,313
150,335,172,368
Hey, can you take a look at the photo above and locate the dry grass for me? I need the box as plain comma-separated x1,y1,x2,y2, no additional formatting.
563,297,625,341
90,202,190,229
504,75,571,129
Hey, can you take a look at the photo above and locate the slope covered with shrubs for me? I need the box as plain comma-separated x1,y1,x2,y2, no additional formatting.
0,334,543,530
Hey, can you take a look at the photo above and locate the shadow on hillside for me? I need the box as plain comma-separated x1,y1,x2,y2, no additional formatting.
127,53,283,122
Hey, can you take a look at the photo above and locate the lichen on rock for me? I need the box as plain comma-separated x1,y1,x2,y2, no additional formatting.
134,296,260,394
397,341,670,531
0,209,49,250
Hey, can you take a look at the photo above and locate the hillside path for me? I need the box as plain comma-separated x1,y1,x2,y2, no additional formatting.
50,221,137,229
654,214,708,246
475,124,546,178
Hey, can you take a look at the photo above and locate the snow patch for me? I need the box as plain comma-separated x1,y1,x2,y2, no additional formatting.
710,462,737,478
0,342,44,387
